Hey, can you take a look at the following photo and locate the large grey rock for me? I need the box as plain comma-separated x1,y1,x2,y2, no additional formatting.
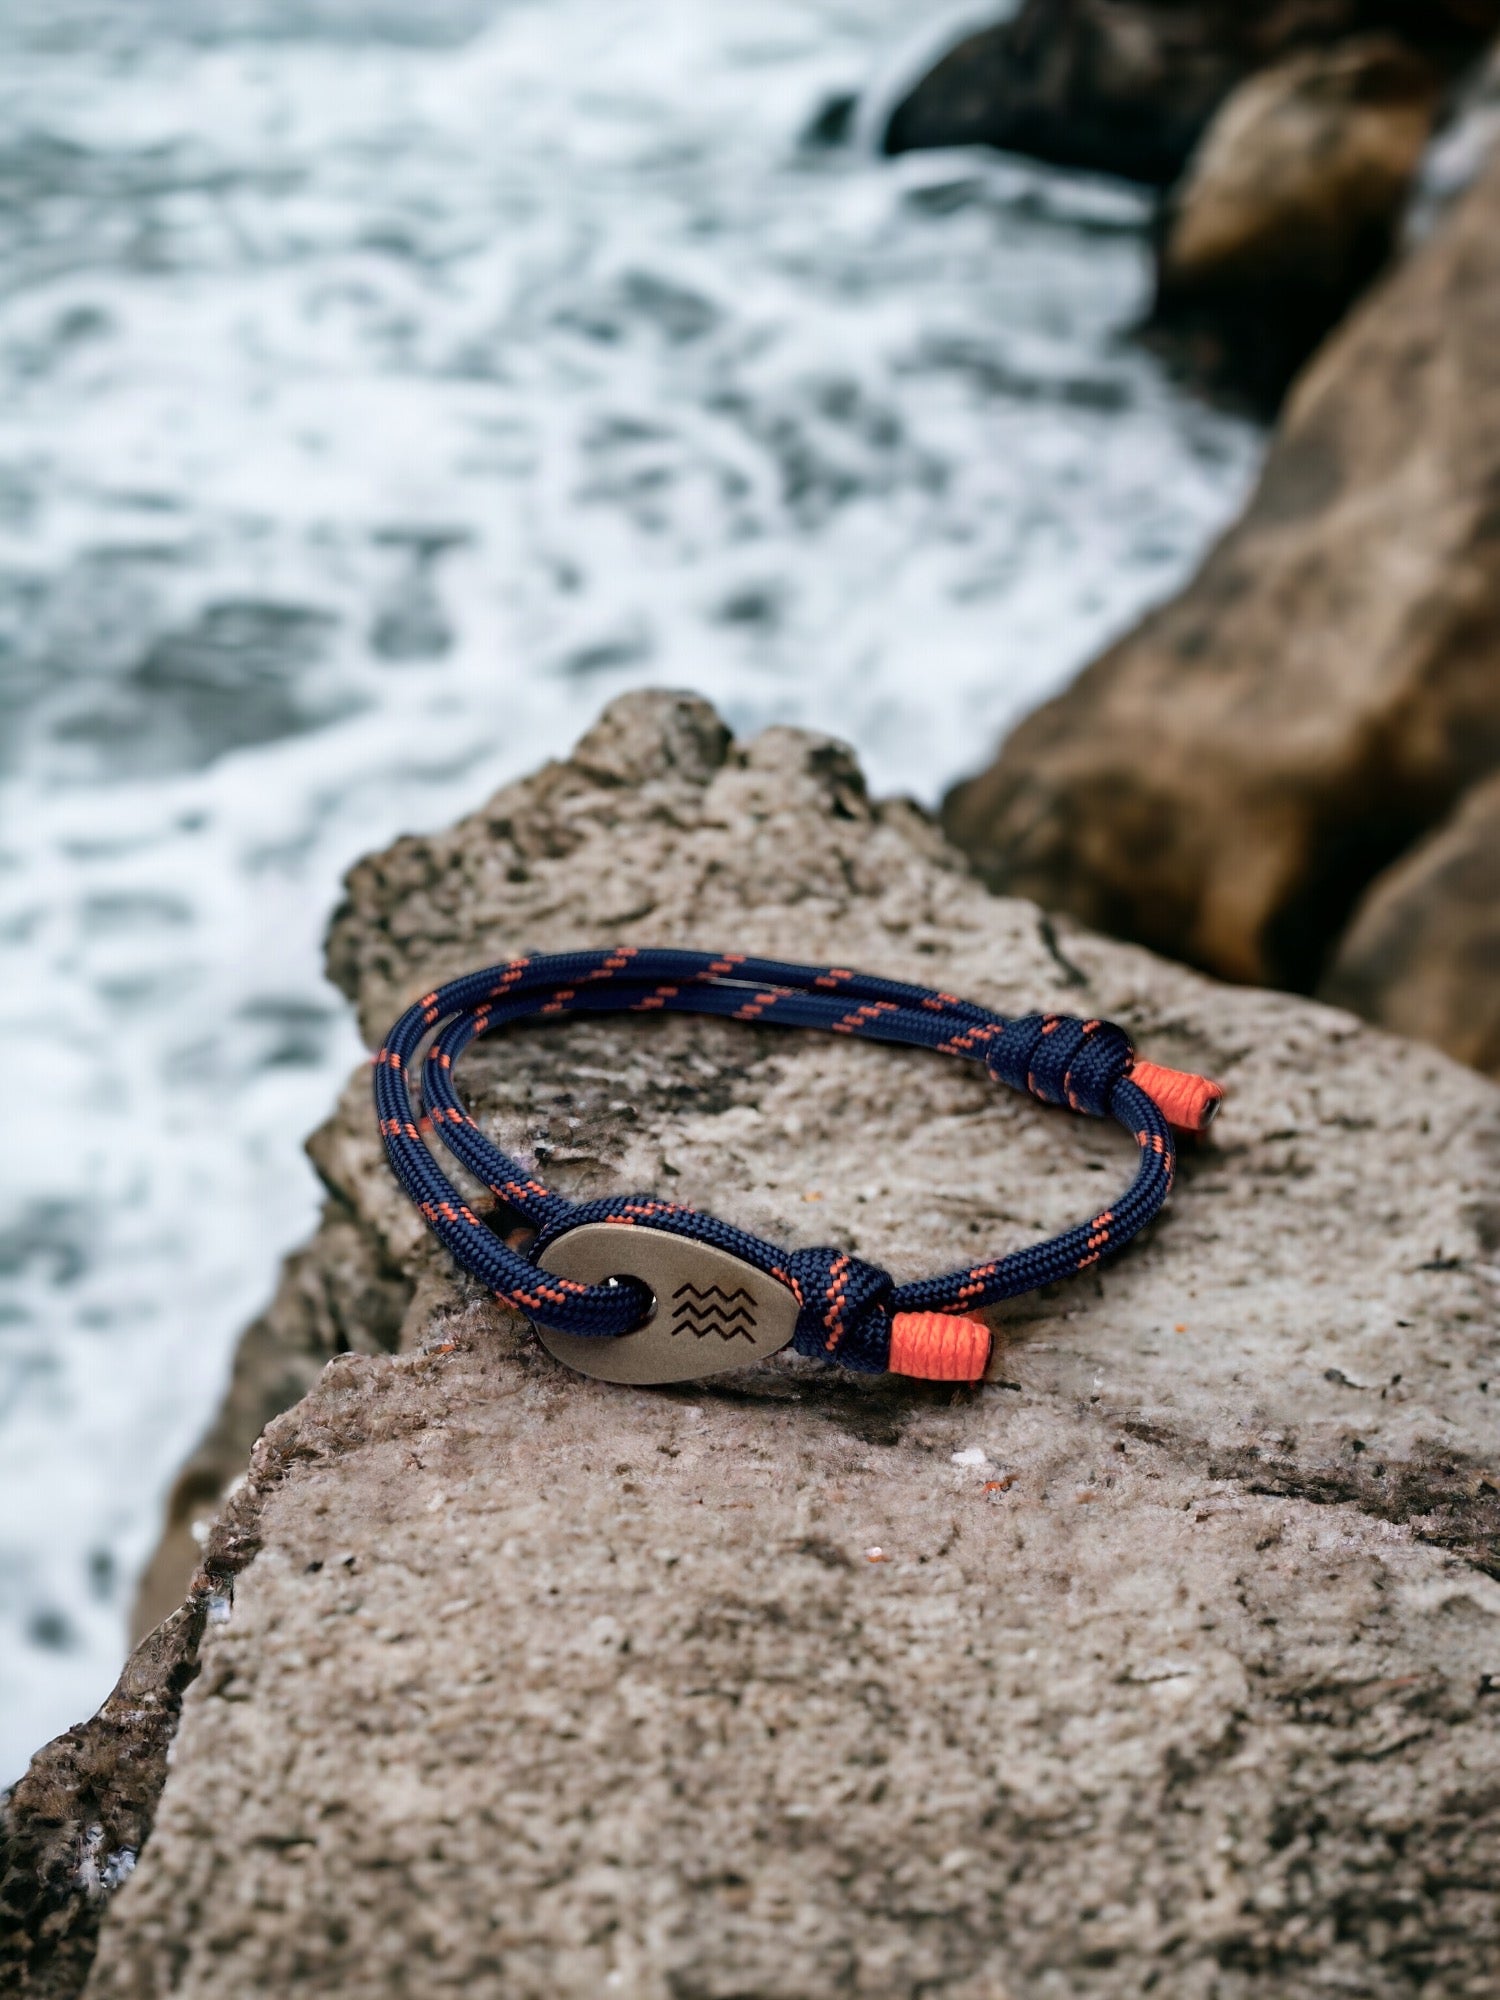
10,692,1500,1998
944,146,1500,999
882,1,1499,186
882,1,1246,185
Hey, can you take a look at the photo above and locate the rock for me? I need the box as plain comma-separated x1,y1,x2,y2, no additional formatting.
800,88,859,150
128,1199,413,1644
882,0,1499,185
943,146,1500,996
1319,767,1500,1075
883,2,1251,186
0,1496,267,2000
1154,37,1439,409
7,690,1499,1996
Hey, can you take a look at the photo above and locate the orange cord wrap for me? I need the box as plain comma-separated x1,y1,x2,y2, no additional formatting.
1129,1058,1223,1134
888,1311,991,1382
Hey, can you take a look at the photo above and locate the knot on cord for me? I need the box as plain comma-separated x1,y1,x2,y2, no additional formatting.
784,1246,893,1375
986,1013,1133,1119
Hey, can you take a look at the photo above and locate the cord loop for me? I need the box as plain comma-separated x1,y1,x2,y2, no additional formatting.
783,1246,893,1375
373,948,1214,1379
987,1013,1132,1118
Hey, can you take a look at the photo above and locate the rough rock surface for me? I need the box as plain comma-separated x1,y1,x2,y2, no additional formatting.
882,1,1498,185
129,1199,413,1643
944,147,1500,999
1320,767,1500,1077
0,1499,266,1998
10,691,1500,1998
1155,37,1438,409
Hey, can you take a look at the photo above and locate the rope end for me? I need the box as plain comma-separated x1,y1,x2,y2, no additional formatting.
888,1311,992,1383
1130,1058,1224,1133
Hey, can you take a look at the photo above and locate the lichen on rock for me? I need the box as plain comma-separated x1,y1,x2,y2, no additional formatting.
6,691,1500,1998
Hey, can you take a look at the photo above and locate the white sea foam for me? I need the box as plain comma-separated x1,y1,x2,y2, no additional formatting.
0,0,1260,1781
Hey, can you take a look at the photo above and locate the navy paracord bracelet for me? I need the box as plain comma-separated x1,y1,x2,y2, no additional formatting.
374,948,1222,1385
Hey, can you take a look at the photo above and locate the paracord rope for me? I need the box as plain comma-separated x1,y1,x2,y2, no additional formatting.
375,948,1221,1380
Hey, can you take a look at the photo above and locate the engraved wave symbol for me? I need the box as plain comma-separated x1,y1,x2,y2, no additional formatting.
669,1281,759,1342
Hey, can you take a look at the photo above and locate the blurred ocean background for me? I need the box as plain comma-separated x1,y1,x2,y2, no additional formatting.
0,0,1262,1780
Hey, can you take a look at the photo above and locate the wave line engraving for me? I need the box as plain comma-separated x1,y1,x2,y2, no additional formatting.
670,1280,759,1342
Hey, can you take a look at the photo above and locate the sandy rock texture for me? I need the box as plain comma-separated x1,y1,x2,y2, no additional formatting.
128,1200,413,1643
9,691,1500,1999
944,146,1500,1011
1155,37,1438,407
1321,767,1500,1077
881,1,1498,185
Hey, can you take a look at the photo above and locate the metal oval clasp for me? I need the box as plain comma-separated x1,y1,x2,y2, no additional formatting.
532,1224,799,1384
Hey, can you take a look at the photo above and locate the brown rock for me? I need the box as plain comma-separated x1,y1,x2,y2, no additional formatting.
944,146,1500,995
7,691,1500,1997
882,0,1498,185
1320,767,1500,1074
1155,37,1439,407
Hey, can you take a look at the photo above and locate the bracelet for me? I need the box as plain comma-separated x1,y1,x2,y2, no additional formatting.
375,949,1221,1387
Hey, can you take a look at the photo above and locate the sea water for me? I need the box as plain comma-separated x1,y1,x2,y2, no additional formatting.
0,0,1260,1780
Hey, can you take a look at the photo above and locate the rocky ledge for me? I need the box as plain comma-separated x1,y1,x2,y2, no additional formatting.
5,692,1500,1998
